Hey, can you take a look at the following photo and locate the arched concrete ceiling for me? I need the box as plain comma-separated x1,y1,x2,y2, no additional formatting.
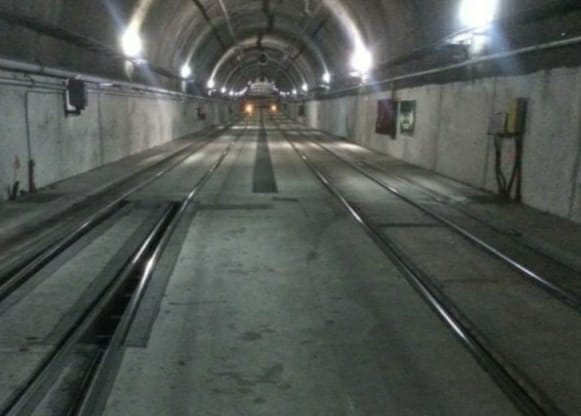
1,0,580,92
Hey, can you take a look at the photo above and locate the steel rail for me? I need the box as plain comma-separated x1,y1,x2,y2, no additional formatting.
275,118,564,416
1,202,176,416
73,120,248,416
377,166,581,273
286,120,581,315
0,122,237,304
2,119,248,416
281,120,581,273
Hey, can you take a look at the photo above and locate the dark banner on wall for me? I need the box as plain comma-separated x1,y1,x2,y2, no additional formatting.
376,99,397,138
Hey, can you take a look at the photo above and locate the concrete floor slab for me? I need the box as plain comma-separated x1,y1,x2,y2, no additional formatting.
103,121,519,415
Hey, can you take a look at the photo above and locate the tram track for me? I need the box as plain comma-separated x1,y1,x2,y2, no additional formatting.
0,121,248,416
0,121,239,304
298,121,581,274
275,118,581,315
274,116,570,415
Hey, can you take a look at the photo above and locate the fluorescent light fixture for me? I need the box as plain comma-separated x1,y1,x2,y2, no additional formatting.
459,0,497,27
207,79,215,89
351,46,373,75
302,83,309,92
180,63,192,79
121,27,143,58
292,88,298,95
221,87,227,94
322,72,331,84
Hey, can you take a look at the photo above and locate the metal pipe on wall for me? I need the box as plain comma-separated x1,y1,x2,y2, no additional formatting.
325,35,581,97
0,56,223,102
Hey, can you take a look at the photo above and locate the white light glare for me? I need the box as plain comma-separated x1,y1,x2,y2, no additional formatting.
302,83,309,92
459,0,498,27
292,88,298,95
121,27,143,58
350,46,373,75
180,64,192,79
221,87,227,94
322,72,331,84
207,79,215,89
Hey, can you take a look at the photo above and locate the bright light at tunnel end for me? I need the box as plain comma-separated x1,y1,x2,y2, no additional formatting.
459,0,498,27
121,27,143,58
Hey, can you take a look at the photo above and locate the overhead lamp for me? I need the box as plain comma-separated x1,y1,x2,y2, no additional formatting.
302,83,309,93
459,0,497,27
207,79,215,89
292,88,298,96
121,27,143,58
351,45,373,76
322,72,331,84
221,87,227,94
180,63,192,79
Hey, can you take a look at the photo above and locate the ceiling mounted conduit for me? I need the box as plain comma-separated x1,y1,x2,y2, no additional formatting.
226,59,304,91
208,35,325,87
228,64,299,92
186,19,332,79
124,0,372,94
223,52,308,90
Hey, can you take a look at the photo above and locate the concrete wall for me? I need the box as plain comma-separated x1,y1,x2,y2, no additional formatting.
0,69,232,199
295,67,581,223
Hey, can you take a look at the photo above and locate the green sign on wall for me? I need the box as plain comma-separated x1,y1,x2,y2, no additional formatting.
400,101,416,135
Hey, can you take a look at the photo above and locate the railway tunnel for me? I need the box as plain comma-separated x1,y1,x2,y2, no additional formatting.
1,1,581,415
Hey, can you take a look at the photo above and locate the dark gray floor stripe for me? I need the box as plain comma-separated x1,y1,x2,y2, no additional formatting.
253,112,278,193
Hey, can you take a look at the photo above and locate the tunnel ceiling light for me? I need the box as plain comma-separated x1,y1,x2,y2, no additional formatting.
292,88,298,96
302,83,309,93
322,72,332,84
121,27,143,58
350,46,373,76
207,79,215,89
459,0,498,27
221,87,227,94
180,64,192,79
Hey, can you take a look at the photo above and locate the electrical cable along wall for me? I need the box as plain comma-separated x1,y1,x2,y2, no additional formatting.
488,98,528,201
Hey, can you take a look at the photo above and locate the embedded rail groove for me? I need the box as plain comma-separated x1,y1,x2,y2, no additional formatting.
0,121,239,304
275,117,564,416
1,121,247,416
